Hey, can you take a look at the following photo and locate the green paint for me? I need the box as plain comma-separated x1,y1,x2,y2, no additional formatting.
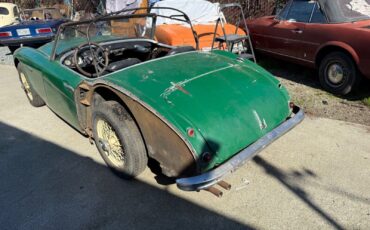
15,45,291,172
103,51,291,171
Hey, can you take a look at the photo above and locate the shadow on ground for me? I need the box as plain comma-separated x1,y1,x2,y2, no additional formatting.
257,54,370,102
0,122,253,230
253,156,346,230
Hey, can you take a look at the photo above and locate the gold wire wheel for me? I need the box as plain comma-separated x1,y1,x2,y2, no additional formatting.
96,118,125,167
20,73,33,101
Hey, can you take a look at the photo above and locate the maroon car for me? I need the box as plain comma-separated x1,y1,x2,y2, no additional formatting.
247,0,370,95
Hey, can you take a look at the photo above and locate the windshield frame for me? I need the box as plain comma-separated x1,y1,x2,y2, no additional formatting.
50,6,199,61
277,0,370,23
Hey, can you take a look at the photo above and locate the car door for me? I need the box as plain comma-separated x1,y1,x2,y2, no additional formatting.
18,49,81,130
297,2,328,62
263,0,316,60
41,56,83,130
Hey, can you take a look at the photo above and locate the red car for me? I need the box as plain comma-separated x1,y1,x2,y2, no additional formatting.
247,0,370,95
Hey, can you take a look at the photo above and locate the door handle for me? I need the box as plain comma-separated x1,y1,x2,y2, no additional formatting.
291,29,303,34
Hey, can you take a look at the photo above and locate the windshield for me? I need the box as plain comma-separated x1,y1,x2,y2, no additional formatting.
23,8,63,20
321,0,370,22
52,7,198,59
54,14,154,56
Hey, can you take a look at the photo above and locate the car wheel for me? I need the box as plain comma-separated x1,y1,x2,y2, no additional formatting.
92,101,148,178
9,46,20,54
17,64,45,107
319,52,360,95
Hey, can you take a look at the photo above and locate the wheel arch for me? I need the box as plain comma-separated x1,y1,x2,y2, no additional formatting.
75,82,198,177
14,58,20,68
315,42,359,68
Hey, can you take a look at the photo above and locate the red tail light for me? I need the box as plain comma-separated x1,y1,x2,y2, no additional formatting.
0,32,12,37
187,128,195,137
36,28,52,34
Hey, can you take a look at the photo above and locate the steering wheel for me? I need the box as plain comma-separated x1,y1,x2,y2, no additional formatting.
73,42,109,77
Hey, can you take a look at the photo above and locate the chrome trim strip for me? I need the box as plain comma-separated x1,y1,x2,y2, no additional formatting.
176,106,305,191
253,33,320,46
256,48,315,64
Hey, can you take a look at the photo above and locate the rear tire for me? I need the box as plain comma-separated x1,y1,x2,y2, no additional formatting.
8,46,20,54
17,63,45,107
92,101,148,178
319,52,361,95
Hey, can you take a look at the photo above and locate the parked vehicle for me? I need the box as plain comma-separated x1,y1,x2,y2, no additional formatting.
0,3,21,27
0,8,68,53
14,8,303,194
247,0,370,95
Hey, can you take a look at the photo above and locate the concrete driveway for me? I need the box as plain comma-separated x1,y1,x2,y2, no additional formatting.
0,65,369,230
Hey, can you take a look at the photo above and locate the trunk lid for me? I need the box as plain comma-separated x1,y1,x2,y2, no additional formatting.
105,51,291,169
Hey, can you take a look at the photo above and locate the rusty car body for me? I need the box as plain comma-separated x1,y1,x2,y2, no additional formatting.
247,0,370,95
14,8,304,193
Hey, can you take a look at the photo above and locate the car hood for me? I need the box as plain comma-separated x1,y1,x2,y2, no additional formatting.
103,51,291,170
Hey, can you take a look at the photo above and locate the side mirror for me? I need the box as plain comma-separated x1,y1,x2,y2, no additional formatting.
272,18,280,24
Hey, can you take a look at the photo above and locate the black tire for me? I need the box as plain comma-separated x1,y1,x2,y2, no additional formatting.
92,101,147,178
8,46,20,54
17,64,45,107
319,52,361,95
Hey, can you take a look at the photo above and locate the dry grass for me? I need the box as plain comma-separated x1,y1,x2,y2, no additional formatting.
258,56,370,126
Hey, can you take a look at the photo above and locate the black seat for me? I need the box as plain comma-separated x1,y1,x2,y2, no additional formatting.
215,34,248,43
166,46,195,56
106,58,141,73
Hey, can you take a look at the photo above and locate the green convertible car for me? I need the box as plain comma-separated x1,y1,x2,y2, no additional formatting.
14,8,304,193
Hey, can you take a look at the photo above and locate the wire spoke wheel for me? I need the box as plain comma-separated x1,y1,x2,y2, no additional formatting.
20,73,33,101
96,118,125,167
92,101,148,178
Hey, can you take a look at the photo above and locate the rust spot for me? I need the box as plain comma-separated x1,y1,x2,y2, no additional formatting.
174,84,190,95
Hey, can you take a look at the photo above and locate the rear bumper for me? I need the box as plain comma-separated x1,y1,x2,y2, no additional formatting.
176,106,304,191
0,35,54,46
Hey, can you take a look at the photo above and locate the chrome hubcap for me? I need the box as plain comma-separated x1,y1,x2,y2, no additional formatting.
327,64,344,84
96,119,124,167
20,73,33,101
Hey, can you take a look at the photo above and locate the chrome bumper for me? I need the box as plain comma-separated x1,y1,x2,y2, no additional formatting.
176,106,304,191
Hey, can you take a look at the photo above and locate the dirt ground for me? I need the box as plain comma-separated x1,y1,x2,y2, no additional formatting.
258,56,370,126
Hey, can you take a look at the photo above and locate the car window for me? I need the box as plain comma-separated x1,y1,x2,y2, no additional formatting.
13,6,19,17
0,7,9,15
276,1,291,20
310,3,326,23
286,1,315,23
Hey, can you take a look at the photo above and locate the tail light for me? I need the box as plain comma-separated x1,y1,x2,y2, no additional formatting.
0,32,12,37
36,28,52,34
186,127,195,137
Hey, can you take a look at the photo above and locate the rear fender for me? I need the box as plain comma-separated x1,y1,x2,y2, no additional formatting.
74,82,198,177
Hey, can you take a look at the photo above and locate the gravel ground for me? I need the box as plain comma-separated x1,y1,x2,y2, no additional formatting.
259,56,370,126
0,47,14,65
